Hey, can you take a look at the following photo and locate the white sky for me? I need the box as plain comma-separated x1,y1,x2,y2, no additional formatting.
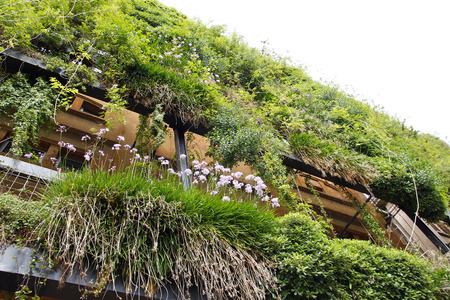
159,0,450,143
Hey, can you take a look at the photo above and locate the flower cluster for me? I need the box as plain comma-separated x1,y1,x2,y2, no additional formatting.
161,158,280,208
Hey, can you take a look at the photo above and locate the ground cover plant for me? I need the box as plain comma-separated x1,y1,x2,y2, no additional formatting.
41,158,277,299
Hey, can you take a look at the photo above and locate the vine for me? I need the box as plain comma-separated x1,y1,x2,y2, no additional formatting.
338,186,391,247
0,73,59,156
135,104,168,156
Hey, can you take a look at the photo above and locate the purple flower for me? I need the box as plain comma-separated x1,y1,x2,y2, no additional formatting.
134,153,141,160
222,196,230,202
124,144,131,149
56,125,67,132
130,148,138,153
210,191,218,195
66,143,76,152
112,144,121,150
245,184,253,193
158,156,165,161
50,157,57,164
201,168,210,175
167,168,176,174
117,135,125,142
24,153,33,159
215,163,224,172
245,174,254,181
184,168,192,175
109,166,116,172
199,175,207,182
58,141,66,147
180,154,187,159
262,196,270,202
97,128,109,136
81,135,91,141
161,160,169,165
192,160,200,165
233,171,243,179
98,150,105,156
271,198,280,208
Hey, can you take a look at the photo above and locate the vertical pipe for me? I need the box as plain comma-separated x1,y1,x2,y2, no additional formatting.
174,127,191,189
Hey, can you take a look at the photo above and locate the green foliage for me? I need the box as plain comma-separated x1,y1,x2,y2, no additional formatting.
135,104,168,155
0,193,51,243
269,213,450,299
207,106,265,168
42,166,276,298
2,0,449,220
0,73,57,156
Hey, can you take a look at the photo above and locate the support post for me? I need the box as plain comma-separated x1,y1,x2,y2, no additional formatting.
174,126,191,189
337,195,372,238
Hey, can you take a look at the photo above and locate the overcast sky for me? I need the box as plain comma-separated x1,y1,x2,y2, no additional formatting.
159,0,450,143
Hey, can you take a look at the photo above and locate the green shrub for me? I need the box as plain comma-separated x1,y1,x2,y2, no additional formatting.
269,213,450,299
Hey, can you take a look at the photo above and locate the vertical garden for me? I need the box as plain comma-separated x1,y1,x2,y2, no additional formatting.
1,0,449,298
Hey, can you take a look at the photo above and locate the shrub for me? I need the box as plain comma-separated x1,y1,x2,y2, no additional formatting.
269,213,450,299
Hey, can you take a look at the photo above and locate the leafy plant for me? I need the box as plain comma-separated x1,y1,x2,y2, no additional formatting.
269,213,450,299
0,73,58,156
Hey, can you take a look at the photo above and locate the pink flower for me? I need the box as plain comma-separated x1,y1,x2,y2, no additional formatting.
232,171,243,179
24,153,33,159
201,168,210,175
58,141,66,147
222,196,230,201
161,160,169,165
210,191,218,195
81,135,91,141
84,150,93,161
199,175,207,182
158,156,165,161
184,168,192,175
117,135,125,142
245,174,254,181
98,150,105,156
66,143,76,152
180,154,187,159
245,184,253,193
97,128,109,136
112,144,121,150
109,166,116,172
124,144,131,149
50,157,57,164
56,125,67,132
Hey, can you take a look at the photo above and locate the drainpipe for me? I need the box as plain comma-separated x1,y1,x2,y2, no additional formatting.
174,126,191,189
